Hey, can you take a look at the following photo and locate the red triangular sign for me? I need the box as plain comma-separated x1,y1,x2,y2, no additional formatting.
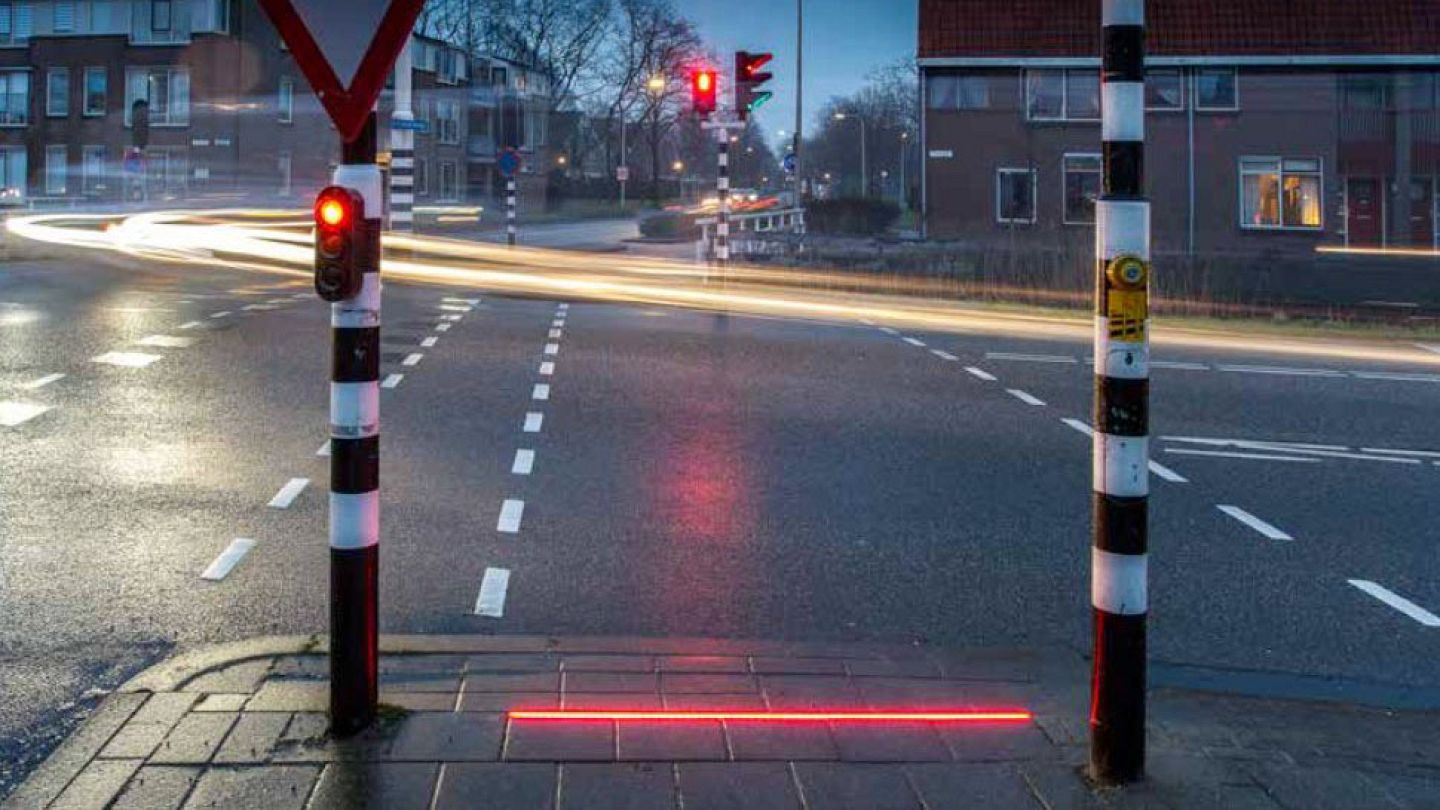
257,0,426,143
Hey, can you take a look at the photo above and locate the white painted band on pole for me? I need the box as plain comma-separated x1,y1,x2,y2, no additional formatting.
1094,316,1151,379
330,491,380,550
1092,548,1147,614
333,163,384,212
391,193,414,205
1101,83,1145,142
1102,0,1144,26
718,177,729,190
1094,433,1150,497
1096,199,1151,260
391,157,415,169
332,275,382,328
330,382,380,437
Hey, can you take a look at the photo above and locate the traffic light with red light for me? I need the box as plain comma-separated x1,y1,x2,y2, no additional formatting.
691,69,718,117
735,51,773,120
313,186,365,302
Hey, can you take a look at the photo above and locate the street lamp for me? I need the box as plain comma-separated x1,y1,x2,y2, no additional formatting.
834,110,868,197
647,74,665,94
647,75,665,205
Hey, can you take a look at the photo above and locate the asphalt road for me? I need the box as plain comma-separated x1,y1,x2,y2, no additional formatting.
3,242,1440,796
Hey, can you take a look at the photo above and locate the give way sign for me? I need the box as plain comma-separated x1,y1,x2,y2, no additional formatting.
257,0,426,143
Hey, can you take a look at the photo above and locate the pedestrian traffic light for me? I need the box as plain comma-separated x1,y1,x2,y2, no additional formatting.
313,186,365,302
735,51,773,120
691,69,718,117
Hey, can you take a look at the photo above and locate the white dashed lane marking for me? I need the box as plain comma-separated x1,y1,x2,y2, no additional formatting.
421,337,438,348
1217,364,1345,378
179,321,204,330
986,352,1077,364
930,350,959,362
444,297,480,306
200,538,256,581
902,337,927,348
1061,418,1094,437
549,329,563,339
382,374,404,389
964,367,997,382
1347,580,1440,627
93,352,163,368
1006,389,1045,406
210,311,231,319
1165,448,1320,464
539,362,555,376
0,401,52,428
544,344,560,356
442,314,463,322
402,354,424,367
1217,505,1293,541
267,478,310,509
532,384,551,401
1147,461,1188,484
317,440,332,457
20,373,66,390
475,568,511,618
137,335,197,348
512,449,535,476
879,327,899,336
497,500,526,534
435,323,452,332
524,413,544,433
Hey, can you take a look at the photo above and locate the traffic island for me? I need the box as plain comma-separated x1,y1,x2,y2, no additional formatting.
5,635,1438,808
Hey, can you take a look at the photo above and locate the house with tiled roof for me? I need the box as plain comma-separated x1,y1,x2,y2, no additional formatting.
918,0,1440,254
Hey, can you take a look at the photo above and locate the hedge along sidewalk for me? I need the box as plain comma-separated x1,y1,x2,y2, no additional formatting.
6,634,1440,809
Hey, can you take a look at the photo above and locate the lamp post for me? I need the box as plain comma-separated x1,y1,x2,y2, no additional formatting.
647,74,665,206
834,111,867,197
899,130,910,209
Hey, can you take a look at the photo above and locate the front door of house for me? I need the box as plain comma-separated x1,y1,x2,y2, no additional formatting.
1347,178,1382,247
1410,178,1434,248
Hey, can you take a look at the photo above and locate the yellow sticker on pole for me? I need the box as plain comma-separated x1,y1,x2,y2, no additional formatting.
1105,255,1149,341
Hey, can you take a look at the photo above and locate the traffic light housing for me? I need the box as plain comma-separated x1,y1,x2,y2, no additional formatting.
313,186,365,302
735,51,773,120
691,69,718,117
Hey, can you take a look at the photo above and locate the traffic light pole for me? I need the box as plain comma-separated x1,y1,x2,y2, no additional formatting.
716,131,730,268
1090,0,1149,785
507,178,517,247
330,113,382,736
390,38,415,234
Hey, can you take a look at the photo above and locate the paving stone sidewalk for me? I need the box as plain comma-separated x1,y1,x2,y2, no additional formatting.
5,635,1439,809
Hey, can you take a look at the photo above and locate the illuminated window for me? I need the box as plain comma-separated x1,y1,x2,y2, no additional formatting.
1240,157,1321,229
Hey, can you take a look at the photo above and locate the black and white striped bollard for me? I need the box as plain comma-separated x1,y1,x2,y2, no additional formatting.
330,114,382,735
1090,0,1150,784
716,135,730,267
506,178,517,247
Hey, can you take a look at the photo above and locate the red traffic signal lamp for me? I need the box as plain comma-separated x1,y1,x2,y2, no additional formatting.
691,69,718,117
735,51,774,120
313,186,365,302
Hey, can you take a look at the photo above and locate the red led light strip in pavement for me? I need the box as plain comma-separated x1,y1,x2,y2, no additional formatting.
508,710,1033,723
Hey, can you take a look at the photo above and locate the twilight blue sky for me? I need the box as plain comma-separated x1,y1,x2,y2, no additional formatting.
677,0,917,141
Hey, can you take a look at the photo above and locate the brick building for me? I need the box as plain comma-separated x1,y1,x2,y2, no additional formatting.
0,0,533,209
918,1,1440,255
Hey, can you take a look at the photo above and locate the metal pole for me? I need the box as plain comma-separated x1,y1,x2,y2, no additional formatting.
1090,0,1149,785
506,177,517,246
330,112,382,736
794,0,803,201
390,37,415,234
859,119,868,197
716,131,730,267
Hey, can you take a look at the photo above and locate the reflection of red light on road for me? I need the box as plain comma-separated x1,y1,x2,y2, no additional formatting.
508,709,1032,723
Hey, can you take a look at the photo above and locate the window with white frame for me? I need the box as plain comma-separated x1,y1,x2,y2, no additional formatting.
1063,154,1101,225
0,2,34,45
1240,157,1322,229
192,0,229,33
0,144,25,196
151,0,172,31
996,167,1036,224
1025,69,1099,121
438,160,457,200
927,74,990,111
82,145,105,192
0,69,29,125
278,151,291,195
125,67,189,126
46,67,68,117
1145,69,1183,111
44,144,66,194
53,0,74,32
436,100,460,144
83,66,106,116
278,77,293,123
1196,67,1238,111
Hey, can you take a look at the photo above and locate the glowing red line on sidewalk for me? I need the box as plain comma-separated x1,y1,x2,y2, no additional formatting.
508,710,1033,723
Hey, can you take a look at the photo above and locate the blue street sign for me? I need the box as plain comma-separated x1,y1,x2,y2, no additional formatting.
782,153,797,174
392,118,429,132
497,148,522,178
123,148,145,175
